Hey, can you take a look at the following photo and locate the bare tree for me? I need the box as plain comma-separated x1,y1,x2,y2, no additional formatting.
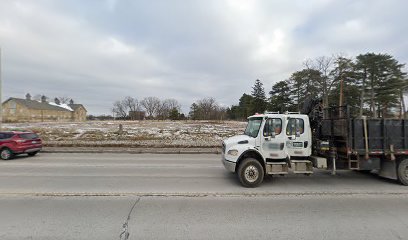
122,96,142,120
156,99,181,120
112,100,127,118
156,101,168,120
164,98,181,111
304,56,335,108
123,96,141,112
58,96,71,104
189,97,228,120
141,97,161,118
215,106,228,121
197,97,217,119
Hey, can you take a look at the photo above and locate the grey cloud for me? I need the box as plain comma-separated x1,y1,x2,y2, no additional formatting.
1,0,407,114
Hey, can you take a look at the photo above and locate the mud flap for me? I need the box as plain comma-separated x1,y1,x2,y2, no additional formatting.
379,160,397,180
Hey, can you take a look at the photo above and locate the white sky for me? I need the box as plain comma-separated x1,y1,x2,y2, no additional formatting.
1,0,407,114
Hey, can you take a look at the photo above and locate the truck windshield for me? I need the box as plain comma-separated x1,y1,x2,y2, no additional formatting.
244,117,263,138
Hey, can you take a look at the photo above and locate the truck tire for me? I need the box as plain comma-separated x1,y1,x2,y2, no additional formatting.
237,158,264,188
397,159,408,186
0,148,14,160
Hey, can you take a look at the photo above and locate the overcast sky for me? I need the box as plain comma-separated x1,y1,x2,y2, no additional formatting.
1,0,407,115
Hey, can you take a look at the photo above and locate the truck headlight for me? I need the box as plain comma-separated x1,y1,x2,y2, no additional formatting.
227,149,239,156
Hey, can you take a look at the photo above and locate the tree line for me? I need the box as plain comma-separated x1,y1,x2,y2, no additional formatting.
110,52,407,121
112,96,185,120
227,52,408,120
189,97,227,120
111,96,228,120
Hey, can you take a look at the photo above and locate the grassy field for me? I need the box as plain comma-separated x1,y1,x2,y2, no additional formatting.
3,120,247,148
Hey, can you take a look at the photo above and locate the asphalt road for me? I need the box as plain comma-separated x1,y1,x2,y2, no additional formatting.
0,152,408,240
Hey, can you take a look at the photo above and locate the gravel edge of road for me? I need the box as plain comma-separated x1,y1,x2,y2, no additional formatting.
41,147,222,154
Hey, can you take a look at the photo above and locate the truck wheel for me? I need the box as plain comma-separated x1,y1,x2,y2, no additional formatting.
237,158,264,188
0,148,14,160
397,159,408,186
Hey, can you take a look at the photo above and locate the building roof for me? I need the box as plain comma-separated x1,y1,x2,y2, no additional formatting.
69,103,86,111
4,98,86,112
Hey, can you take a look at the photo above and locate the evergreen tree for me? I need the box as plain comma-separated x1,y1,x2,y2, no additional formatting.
238,93,254,119
226,105,240,120
288,69,321,111
328,56,360,115
355,53,407,117
269,80,293,112
228,52,407,119
169,108,180,120
250,79,267,114
189,103,199,120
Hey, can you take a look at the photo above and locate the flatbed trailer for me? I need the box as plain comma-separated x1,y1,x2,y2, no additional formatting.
316,106,408,184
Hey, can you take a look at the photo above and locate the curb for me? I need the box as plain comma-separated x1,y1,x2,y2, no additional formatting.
41,147,222,154
1,191,408,197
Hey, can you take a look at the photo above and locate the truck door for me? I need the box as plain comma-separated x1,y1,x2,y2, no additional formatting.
261,117,287,160
285,116,311,158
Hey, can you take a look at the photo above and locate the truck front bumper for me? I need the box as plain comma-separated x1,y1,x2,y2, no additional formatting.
222,154,236,173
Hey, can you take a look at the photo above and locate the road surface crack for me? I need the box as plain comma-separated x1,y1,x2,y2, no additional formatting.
120,198,140,240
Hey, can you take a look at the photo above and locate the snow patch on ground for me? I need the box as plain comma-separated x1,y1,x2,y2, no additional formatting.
3,120,247,148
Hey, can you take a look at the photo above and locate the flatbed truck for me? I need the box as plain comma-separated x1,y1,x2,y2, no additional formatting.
221,105,408,187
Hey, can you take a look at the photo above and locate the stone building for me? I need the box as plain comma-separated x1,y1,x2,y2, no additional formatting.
2,94,87,122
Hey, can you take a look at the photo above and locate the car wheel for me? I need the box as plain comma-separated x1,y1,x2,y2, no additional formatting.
0,148,14,160
28,151,38,156
237,158,264,188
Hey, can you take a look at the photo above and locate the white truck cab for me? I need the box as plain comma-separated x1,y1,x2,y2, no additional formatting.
222,112,313,187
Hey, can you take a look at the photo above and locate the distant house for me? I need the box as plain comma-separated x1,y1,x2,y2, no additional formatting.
2,94,87,122
129,110,146,120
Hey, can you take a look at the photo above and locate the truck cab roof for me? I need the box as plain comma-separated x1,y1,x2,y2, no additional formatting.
248,112,308,119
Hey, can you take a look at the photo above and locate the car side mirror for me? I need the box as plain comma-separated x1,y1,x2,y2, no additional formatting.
271,131,276,138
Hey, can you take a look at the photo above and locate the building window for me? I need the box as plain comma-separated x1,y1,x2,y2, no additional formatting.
9,101,16,109
9,101,17,114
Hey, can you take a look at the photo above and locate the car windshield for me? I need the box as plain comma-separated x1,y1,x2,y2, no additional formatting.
244,117,263,138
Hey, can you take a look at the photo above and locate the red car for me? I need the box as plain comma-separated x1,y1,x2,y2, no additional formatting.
0,131,42,160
